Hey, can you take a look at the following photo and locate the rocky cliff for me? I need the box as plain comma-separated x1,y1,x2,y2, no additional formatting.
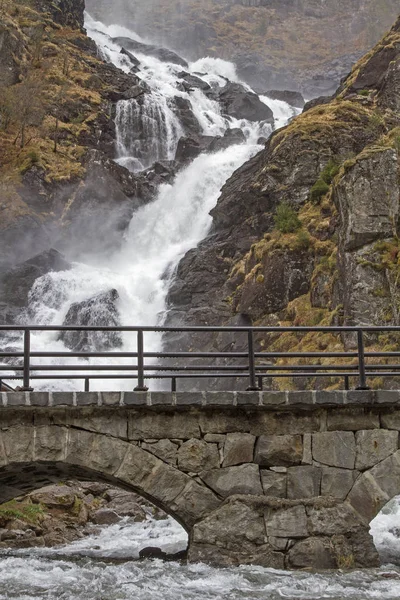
166,14,400,389
0,0,155,269
87,0,400,96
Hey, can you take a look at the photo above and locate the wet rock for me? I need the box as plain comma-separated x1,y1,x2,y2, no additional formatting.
218,82,274,123
58,289,122,352
0,249,70,309
178,72,212,94
174,135,215,164
92,509,121,525
120,47,141,72
263,90,305,108
139,546,167,559
171,96,202,137
112,37,188,68
207,128,246,152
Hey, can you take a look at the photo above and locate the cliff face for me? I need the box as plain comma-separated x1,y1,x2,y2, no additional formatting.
166,15,400,389
0,0,150,267
87,0,400,96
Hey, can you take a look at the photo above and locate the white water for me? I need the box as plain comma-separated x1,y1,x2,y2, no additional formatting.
0,13,298,391
3,506,400,600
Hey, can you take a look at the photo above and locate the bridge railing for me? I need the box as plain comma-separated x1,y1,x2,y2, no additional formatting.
0,325,400,391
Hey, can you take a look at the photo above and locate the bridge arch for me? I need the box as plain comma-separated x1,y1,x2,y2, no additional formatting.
0,424,221,532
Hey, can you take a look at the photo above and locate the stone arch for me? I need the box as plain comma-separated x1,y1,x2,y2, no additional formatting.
347,449,400,525
0,424,221,532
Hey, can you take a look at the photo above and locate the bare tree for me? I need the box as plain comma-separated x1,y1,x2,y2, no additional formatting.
12,74,45,148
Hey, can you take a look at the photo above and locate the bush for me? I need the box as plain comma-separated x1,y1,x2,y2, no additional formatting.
310,178,330,203
274,202,302,233
320,159,339,184
294,229,312,251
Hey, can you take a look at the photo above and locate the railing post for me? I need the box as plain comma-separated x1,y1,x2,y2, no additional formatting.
258,375,263,391
356,329,370,390
171,377,177,392
134,329,148,392
84,378,90,392
20,329,33,391
247,330,260,391
344,375,350,391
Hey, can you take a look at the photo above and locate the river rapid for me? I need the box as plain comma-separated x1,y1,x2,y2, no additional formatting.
2,503,400,600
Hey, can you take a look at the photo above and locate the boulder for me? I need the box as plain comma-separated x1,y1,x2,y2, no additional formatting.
174,135,215,164
120,47,140,72
29,485,76,508
178,71,212,94
207,128,246,152
171,96,202,137
218,83,274,123
58,289,122,352
263,90,305,108
112,37,188,68
0,249,70,309
92,508,121,525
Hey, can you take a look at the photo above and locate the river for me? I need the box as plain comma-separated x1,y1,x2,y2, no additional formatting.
2,502,400,599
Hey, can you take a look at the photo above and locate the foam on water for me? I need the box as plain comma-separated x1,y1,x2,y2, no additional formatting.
3,513,400,600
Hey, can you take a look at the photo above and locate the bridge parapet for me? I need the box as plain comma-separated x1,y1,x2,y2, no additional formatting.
2,389,400,407
1,390,400,569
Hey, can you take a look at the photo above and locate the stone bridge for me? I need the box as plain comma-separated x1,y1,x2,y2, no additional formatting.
1,389,400,569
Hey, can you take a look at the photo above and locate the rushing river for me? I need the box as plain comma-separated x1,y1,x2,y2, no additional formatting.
2,504,400,600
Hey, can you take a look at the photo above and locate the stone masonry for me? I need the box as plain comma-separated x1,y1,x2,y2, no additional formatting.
2,390,400,569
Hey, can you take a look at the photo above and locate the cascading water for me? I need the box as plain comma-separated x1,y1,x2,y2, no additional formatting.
0,13,298,391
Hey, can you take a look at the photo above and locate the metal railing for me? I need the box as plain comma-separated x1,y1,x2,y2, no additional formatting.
0,325,400,392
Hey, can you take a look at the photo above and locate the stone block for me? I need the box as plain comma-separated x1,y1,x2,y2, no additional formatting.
175,392,203,405
347,471,389,522
222,433,255,467
368,450,400,500
123,392,148,406
321,467,359,500
77,392,99,406
177,439,219,473
52,392,74,406
375,391,400,405
66,429,129,476
236,392,260,406
149,392,174,406
170,479,220,527
307,503,362,535
346,390,375,405
141,439,178,465
327,408,379,431
286,391,313,405
266,505,308,538
29,393,49,407
192,499,265,547
198,412,250,435
100,392,121,406
255,434,303,467
355,429,398,470
302,433,312,465
287,466,321,499
204,392,235,406
315,391,345,405
312,431,356,469
381,410,400,430
204,434,226,443
260,470,287,498
287,537,336,569
259,392,286,406
6,393,27,406
2,426,34,462
129,411,200,440
249,411,321,436
200,464,263,498
34,425,68,462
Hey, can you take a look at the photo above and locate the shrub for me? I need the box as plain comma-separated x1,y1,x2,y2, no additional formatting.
310,178,330,203
320,159,340,184
274,202,302,233
294,229,312,251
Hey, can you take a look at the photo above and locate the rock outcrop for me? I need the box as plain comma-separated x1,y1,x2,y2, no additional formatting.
87,0,400,96
165,14,400,389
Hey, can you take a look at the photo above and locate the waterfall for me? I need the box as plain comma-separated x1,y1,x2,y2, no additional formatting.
0,14,299,391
